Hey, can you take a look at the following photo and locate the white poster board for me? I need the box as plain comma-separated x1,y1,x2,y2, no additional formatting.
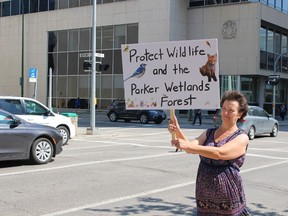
121,39,220,110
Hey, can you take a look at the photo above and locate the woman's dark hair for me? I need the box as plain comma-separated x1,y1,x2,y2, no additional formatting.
220,91,248,122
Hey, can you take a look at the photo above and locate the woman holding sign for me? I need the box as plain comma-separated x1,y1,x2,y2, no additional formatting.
168,91,250,216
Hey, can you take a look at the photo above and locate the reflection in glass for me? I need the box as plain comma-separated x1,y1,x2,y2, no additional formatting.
58,53,68,75
69,30,79,51
11,0,20,15
2,1,11,17
59,0,68,9
58,31,68,51
127,24,138,44
68,52,78,75
114,25,126,48
80,28,90,51
67,76,78,97
102,26,113,49
40,0,49,11
69,0,79,8
30,0,39,13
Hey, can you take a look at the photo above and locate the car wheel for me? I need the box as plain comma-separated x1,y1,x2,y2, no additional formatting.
248,126,255,140
108,112,118,122
270,124,278,137
139,113,149,124
57,126,70,145
30,138,54,164
124,119,131,122
154,117,163,124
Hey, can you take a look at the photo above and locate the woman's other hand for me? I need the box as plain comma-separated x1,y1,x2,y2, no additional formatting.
168,116,180,135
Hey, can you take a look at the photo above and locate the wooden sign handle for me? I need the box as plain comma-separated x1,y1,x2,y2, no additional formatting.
170,109,176,141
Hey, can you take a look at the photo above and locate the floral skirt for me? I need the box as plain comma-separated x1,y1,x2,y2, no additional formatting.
196,162,250,216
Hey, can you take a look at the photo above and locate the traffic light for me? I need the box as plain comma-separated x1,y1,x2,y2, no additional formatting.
83,61,109,72
266,74,280,85
83,62,92,70
98,64,109,71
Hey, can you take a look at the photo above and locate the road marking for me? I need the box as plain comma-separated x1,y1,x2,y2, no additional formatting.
248,147,288,153
246,153,288,160
0,152,183,177
40,159,288,216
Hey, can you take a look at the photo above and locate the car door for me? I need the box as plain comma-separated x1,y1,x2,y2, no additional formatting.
248,107,264,134
257,107,274,133
114,101,128,118
0,113,29,160
20,99,53,127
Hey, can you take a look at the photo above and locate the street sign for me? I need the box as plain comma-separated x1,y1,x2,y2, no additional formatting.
267,74,280,85
79,53,105,58
29,68,37,83
269,74,280,79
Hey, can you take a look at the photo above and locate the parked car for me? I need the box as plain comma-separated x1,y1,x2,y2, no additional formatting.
0,96,75,145
213,106,279,140
0,109,63,164
106,99,166,124
67,98,89,109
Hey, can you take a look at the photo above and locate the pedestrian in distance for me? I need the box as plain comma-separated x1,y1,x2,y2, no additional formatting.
168,90,251,215
192,109,202,125
75,97,81,113
279,102,287,121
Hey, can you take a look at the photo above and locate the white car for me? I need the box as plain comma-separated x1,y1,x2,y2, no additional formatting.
0,96,75,145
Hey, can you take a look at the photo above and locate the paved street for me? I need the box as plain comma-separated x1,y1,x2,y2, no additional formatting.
0,111,287,216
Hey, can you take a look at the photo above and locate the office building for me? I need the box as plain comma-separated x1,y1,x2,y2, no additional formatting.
0,0,287,113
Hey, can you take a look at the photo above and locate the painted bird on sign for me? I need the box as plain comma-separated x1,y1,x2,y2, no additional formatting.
124,64,147,82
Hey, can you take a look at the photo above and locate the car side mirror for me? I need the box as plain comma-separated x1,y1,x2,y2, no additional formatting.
10,118,22,129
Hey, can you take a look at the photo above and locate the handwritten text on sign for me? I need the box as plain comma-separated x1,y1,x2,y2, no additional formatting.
121,39,220,110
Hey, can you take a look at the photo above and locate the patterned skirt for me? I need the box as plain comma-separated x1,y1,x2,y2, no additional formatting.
196,162,250,216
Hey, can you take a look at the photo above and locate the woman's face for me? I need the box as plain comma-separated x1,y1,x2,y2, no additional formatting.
221,100,242,124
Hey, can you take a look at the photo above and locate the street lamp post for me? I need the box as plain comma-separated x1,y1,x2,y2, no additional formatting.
87,0,97,135
21,0,24,96
272,51,288,118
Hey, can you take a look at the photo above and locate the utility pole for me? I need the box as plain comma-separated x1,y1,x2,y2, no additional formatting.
87,0,97,135
272,51,288,118
21,0,24,96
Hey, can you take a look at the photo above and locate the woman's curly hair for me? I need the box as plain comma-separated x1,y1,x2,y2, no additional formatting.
220,91,248,122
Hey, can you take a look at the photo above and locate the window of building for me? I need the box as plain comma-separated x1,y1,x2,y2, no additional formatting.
59,0,68,9
69,29,79,51
49,0,58,10
58,31,68,52
240,76,257,103
80,0,91,6
2,1,11,17
259,25,288,71
274,31,281,54
48,23,138,108
30,0,39,13
102,26,113,49
79,28,90,51
127,24,138,44
69,0,79,8
21,0,30,14
260,27,267,51
114,25,126,49
283,0,288,13
11,0,20,15
39,0,49,11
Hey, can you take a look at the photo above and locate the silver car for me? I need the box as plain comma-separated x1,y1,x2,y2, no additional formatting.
213,106,279,140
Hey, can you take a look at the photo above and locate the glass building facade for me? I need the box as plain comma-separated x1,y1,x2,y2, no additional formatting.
48,23,138,109
189,0,288,14
0,0,126,17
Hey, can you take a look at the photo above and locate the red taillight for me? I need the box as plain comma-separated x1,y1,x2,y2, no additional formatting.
240,118,246,122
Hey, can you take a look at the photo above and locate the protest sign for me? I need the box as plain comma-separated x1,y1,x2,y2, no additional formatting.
121,39,220,110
